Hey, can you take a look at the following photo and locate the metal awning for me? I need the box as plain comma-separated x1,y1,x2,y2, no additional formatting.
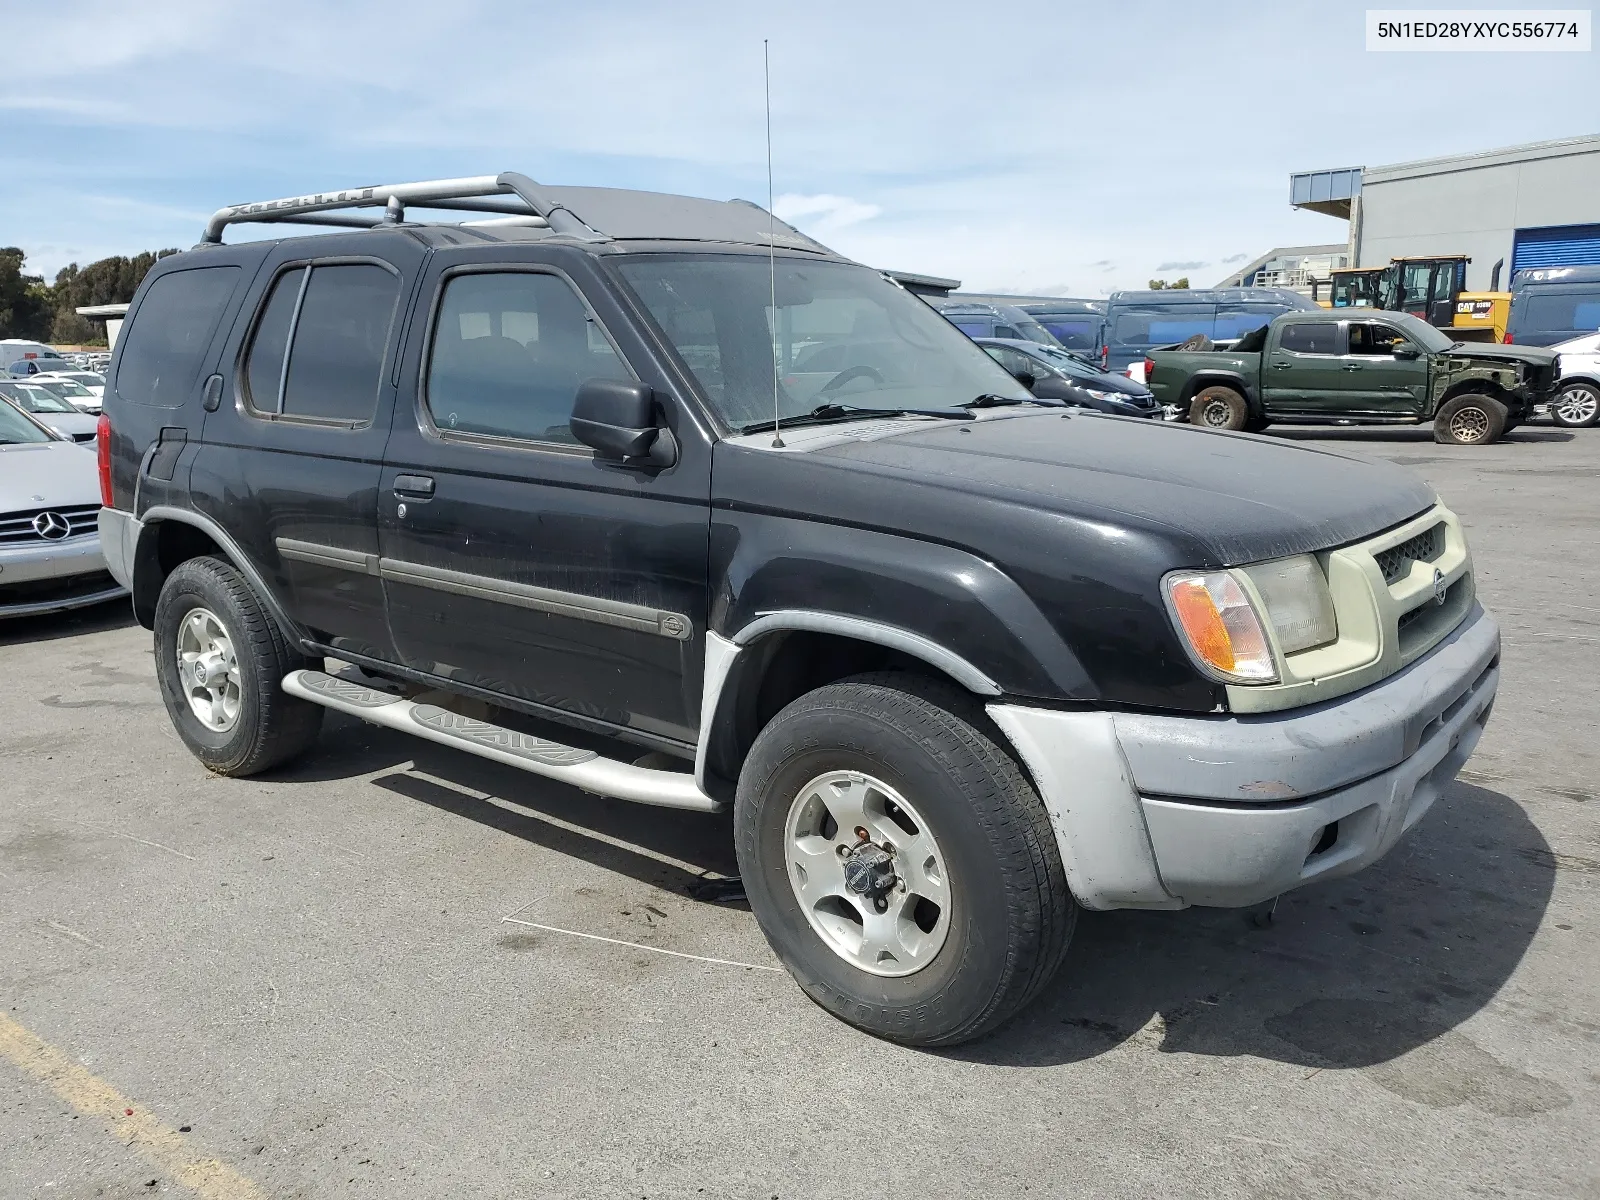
1290,168,1363,218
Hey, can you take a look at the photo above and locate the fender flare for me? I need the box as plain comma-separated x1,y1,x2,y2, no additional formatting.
134,506,309,647
692,611,1002,793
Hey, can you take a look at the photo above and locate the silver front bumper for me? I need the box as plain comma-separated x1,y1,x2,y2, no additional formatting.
990,603,1500,910
0,530,126,618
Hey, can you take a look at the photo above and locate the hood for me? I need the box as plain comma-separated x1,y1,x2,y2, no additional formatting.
721,410,1436,567
1443,342,1558,367
0,441,101,509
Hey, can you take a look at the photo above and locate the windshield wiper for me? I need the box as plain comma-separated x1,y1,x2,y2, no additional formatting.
961,394,1036,409
742,402,974,435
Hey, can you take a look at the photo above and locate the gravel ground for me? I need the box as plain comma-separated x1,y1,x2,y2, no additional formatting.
2,423,1596,1199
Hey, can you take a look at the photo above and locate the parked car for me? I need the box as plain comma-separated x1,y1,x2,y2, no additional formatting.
1015,300,1108,359
1547,331,1600,427
1107,287,1320,379
1507,265,1600,348
0,380,100,441
0,339,72,376
1146,310,1559,445
29,374,102,414
41,370,106,401
0,400,127,618
932,300,1064,347
974,337,1159,418
101,172,1500,1047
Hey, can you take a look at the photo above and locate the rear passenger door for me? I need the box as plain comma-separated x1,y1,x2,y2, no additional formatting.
1260,320,1342,414
377,248,713,750
191,234,424,663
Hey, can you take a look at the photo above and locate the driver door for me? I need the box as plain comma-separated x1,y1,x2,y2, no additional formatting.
1342,321,1429,417
377,247,713,748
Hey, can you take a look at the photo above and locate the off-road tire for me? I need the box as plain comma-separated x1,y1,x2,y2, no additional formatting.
734,672,1074,1046
1190,385,1249,431
1433,392,1508,445
1550,381,1600,429
153,556,323,776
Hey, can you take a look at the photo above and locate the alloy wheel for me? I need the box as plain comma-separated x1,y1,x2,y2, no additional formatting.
1448,405,1491,443
1553,386,1599,427
177,606,242,732
783,770,952,977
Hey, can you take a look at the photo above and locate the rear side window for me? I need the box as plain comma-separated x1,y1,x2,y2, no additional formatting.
1279,322,1338,354
424,271,631,444
1518,289,1600,337
948,319,990,337
1036,318,1101,350
242,262,399,423
1111,305,1217,349
115,266,241,407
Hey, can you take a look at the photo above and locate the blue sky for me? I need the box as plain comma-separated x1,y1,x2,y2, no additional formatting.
3,0,1594,295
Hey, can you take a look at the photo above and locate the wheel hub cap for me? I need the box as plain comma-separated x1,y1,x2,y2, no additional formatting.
177,607,242,733
1556,389,1597,423
784,771,951,978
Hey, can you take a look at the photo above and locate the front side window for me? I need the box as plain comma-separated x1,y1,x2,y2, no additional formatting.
1348,323,1408,356
116,266,241,408
1279,322,1339,354
242,263,398,422
425,271,631,444
617,256,1028,428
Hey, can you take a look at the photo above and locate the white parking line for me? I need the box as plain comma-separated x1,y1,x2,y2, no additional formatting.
500,916,783,972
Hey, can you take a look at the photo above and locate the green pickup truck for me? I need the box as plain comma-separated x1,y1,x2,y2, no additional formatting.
1147,309,1560,445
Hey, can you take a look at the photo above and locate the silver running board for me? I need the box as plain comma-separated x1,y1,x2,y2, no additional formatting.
281,670,718,812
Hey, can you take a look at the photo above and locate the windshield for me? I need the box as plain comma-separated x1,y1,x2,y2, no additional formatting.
0,399,56,444
1027,344,1104,380
1385,311,1456,353
0,382,78,413
615,256,1031,428
37,378,93,398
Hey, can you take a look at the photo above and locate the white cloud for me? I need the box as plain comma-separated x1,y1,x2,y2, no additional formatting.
773,193,882,235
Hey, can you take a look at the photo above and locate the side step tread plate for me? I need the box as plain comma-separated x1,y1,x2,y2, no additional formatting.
282,670,717,812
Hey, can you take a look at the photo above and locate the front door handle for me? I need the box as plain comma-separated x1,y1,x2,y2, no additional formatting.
393,474,435,499
1343,363,1362,371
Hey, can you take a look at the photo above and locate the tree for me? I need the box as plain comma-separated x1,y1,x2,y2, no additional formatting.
0,247,54,341
1147,277,1191,291
49,250,176,343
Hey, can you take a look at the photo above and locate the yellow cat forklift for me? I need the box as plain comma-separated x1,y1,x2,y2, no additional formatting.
1313,255,1509,342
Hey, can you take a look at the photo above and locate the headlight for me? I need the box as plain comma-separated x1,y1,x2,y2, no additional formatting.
1241,554,1338,654
1165,555,1338,684
1081,389,1120,401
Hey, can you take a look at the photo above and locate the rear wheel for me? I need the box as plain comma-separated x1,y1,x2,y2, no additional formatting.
735,673,1073,1046
1551,382,1600,428
1190,385,1248,431
154,556,323,775
1433,393,1508,445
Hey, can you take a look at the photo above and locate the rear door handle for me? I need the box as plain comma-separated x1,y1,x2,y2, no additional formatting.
393,474,435,498
1342,363,1362,371
1271,361,1293,370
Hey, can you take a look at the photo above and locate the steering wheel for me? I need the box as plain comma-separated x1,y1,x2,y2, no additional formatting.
817,364,885,394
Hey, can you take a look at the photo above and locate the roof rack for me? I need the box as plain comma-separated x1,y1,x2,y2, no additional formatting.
201,172,600,244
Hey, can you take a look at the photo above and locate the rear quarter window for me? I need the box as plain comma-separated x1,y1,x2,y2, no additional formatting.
1036,318,1102,350
1516,289,1600,337
114,266,242,407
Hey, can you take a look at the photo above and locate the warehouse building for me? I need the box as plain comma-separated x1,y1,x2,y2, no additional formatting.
1292,134,1600,291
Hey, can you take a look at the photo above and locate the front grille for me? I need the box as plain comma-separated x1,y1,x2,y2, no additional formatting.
1375,522,1445,584
0,504,100,546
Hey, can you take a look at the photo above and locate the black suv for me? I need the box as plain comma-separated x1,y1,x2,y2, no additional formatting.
98,172,1502,1047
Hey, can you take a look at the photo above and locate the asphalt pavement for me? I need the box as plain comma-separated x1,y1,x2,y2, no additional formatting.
2,423,1597,1199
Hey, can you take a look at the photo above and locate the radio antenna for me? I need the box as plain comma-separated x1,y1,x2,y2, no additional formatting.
765,39,784,448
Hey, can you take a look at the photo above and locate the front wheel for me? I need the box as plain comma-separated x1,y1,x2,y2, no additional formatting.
1551,382,1600,428
735,673,1074,1046
1433,393,1508,445
154,556,324,775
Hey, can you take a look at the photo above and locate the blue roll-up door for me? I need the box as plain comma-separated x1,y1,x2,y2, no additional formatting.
1512,223,1600,274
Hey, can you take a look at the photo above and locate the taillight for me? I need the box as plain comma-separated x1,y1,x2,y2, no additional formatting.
1143,356,1156,380
96,413,113,507
1100,345,1109,369
1503,332,1513,344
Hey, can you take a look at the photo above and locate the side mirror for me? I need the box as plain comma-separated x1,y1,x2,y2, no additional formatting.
1012,369,1037,388
1392,345,1421,360
570,378,677,467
